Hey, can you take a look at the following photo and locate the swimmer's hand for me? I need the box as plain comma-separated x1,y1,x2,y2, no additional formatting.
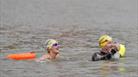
100,49,118,60
110,49,117,55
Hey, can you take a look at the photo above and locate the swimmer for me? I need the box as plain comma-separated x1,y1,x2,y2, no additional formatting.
35,39,60,62
92,35,126,61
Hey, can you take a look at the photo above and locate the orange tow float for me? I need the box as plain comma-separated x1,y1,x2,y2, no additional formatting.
6,52,37,60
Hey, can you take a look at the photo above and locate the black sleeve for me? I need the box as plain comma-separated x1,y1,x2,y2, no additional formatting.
92,52,112,61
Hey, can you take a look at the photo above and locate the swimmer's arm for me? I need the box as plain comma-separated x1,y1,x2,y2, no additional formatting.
35,55,49,62
100,48,108,54
92,52,112,61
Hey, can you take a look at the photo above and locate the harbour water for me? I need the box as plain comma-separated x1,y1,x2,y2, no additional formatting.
0,0,137,77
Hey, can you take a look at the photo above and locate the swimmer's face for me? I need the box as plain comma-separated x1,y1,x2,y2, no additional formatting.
50,43,60,54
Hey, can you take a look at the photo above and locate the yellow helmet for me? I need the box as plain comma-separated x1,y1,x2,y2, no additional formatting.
45,39,58,49
98,35,112,48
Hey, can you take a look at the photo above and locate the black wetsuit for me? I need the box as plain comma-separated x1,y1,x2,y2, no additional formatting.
92,49,117,61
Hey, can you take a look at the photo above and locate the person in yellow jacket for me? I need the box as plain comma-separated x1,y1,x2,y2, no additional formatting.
92,35,126,61
35,39,60,62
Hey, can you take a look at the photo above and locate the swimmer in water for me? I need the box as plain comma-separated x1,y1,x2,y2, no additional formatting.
35,39,60,62
92,35,126,61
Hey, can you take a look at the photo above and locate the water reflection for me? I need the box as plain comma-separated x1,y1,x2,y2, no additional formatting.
99,61,126,77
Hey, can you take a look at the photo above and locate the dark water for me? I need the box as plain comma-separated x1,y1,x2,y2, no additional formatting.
0,0,138,77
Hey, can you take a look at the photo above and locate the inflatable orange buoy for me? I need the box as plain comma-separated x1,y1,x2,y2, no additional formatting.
6,52,36,60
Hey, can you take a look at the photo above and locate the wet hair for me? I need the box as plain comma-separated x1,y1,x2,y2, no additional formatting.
47,48,50,53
